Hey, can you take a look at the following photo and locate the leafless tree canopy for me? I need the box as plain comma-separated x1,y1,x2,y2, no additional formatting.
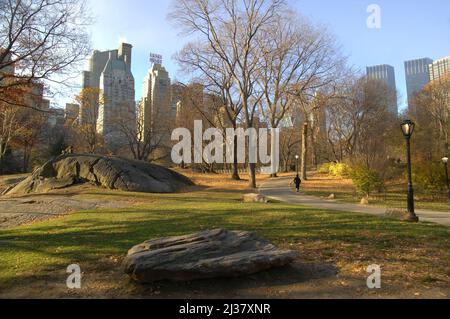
0,0,91,107
172,0,345,186
415,73,450,157
326,76,398,166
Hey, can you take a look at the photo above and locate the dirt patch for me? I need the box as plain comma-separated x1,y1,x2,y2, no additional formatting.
0,184,144,229
1,250,448,299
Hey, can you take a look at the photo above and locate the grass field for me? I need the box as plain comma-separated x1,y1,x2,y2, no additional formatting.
0,173,449,298
301,174,450,212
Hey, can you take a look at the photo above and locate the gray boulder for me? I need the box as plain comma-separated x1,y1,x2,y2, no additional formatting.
4,154,193,195
123,229,297,283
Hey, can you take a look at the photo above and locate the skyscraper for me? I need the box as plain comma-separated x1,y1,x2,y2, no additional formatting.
81,43,135,124
405,58,433,114
366,64,398,115
429,56,450,82
139,63,171,145
81,43,135,149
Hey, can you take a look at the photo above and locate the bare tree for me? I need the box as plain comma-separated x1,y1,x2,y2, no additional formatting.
279,127,300,172
12,103,48,171
113,102,172,162
416,73,450,156
256,11,343,177
69,88,105,154
326,76,398,168
175,43,244,179
169,0,284,188
0,87,26,172
0,84,43,172
0,0,91,109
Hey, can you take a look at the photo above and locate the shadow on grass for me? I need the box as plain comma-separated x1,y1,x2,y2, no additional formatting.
0,196,449,290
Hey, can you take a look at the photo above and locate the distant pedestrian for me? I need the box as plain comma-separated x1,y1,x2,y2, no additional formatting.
294,175,302,192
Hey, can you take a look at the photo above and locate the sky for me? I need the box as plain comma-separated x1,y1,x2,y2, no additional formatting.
64,0,450,111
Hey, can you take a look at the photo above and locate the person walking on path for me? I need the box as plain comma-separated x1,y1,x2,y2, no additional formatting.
293,175,302,192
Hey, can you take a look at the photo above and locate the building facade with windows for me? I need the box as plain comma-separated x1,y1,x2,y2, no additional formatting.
366,64,398,115
429,56,450,81
81,43,135,149
405,58,433,114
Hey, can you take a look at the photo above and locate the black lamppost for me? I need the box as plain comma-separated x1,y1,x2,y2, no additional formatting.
442,157,450,204
401,120,419,222
295,155,300,175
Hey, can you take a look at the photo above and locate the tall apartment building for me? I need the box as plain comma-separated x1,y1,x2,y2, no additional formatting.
429,56,450,81
81,43,135,148
139,63,171,144
65,103,80,124
366,64,398,115
173,83,204,126
405,58,433,114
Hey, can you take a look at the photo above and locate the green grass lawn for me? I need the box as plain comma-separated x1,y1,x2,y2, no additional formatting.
301,174,450,212
303,189,450,212
0,188,449,294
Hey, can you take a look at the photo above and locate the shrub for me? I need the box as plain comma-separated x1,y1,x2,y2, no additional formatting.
413,162,446,194
350,165,384,197
318,163,332,174
318,162,350,178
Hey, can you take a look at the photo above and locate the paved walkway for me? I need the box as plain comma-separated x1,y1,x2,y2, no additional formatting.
259,175,450,227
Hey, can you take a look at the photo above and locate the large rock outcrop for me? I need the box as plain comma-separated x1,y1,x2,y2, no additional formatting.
3,154,193,195
123,229,298,283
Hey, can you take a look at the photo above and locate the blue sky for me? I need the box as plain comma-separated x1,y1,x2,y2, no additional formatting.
71,0,450,111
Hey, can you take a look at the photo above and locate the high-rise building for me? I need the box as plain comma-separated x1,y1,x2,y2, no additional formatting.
81,43,134,126
81,43,135,149
405,58,433,114
366,64,398,115
429,56,450,81
139,63,171,144
97,47,135,147
65,103,80,124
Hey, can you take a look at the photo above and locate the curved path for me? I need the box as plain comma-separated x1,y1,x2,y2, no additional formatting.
259,175,450,227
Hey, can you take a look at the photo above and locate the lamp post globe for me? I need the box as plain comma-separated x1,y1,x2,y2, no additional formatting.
295,155,300,175
401,120,419,222
401,119,415,139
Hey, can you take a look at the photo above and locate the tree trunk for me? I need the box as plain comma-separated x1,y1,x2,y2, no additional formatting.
231,135,240,180
23,147,30,173
0,143,5,175
301,122,308,181
249,162,257,189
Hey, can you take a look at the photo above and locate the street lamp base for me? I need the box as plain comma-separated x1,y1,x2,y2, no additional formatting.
406,213,419,223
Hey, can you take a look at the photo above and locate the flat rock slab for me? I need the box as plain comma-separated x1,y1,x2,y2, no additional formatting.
243,193,269,203
123,229,298,283
3,154,193,195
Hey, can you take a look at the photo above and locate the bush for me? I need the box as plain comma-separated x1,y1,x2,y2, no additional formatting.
413,162,447,194
350,165,384,197
318,163,332,174
318,162,350,178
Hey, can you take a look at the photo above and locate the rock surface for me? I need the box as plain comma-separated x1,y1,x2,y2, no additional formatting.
243,193,269,203
3,154,193,195
360,197,370,205
123,229,298,283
